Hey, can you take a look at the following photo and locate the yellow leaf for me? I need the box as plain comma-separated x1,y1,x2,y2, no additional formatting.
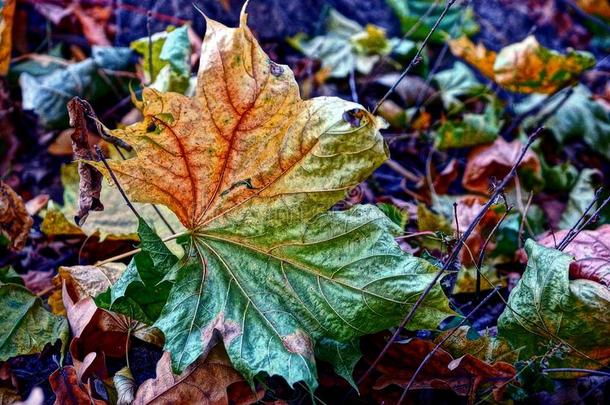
449,35,496,80
92,8,387,232
493,35,595,94
0,0,15,75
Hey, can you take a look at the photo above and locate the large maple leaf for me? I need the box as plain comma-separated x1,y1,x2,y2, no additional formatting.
93,5,453,390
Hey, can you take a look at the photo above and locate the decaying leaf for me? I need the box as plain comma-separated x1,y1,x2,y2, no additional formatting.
114,366,136,405
50,366,106,405
366,337,515,402
437,326,518,365
537,225,610,288
92,6,454,390
0,0,15,75
448,36,496,80
577,0,610,19
498,240,610,371
0,282,68,361
493,35,595,94
0,181,33,251
435,103,500,150
559,168,599,229
462,138,541,194
67,97,104,225
134,348,262,405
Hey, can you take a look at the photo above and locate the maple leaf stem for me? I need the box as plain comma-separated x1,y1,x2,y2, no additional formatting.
397,287,500,404
95,145,142,222
95,230,189,266
384,159,420,182
372,0,457,115
357,126,543,386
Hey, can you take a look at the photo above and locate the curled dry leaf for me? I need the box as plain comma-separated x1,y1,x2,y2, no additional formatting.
0,0,15,75
450,35,595,94
67,97,104,226
462,137,540,194
91,3,453,390
114,366,136,405
0,181,33,251
364,337,515,402
50,366,107,405
537,225,610,287
498,240,610,371
135,348,263,405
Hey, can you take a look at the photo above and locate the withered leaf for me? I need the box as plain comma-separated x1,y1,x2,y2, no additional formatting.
50,366,107,405
0,181,33,251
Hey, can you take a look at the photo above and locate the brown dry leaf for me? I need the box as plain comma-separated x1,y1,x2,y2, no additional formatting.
493,35,595,94
437,326,518,364
454,195,501,266
462,137,540,194
49,366,107,405
537,224,610,287
577,0,610,19
67,97,105,226
71,3,112,46
367,337,515,403
20,270,53,295
0,79,18,174
0,0,16,75
0,181,33,251
25,194,49,216
449,35,496,79
134,348,262,405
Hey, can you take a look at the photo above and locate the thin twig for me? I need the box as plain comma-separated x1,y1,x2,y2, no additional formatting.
453,202,460,239
475,207,512,300
384,159,421,182
542,368,610,378
518,191,534,249
147,10,154,83
557,188,602,250
559,193,610,251
356,127,543,386
372,0,457,114
94,145,142,221
397,287,500,403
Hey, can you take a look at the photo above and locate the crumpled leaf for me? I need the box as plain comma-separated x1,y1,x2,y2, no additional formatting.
134,347,262,405
67,97,104,225
559,168,599,229
365,337,515,402
19,46,132,128
0,0,16,75
92,8,454,390
435,102,501,150
462,137,541,194
131,25,192,93
537,225,610,288
386,0,479,42
289,9,413,78
0,283,68,361
114,366,136,405
0,181,33,251
498,240,610,371
41,163,182,242
448,35,496,79
50,366,106,405
518,85,610,160
493,35,595,94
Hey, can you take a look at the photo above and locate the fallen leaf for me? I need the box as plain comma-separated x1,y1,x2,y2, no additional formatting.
453,265,505,294
366,337,515,402
114,366,136,405
435,103,501,150
0,181,33,251
577,0,610,19
493,35,595,94
559,168,599,229
0,283,68,361
453,195,501,265
134,348,262,405
0,0,16,75
537,225,610,288
24,194,49,216
449,35,497,79
20,269,54,295
71,3,112,46
91,6,454,390
498,240,610,371
437,326,519,365
49,366,106,405
462,137,541,194
56,263,126,301
432,62,484,113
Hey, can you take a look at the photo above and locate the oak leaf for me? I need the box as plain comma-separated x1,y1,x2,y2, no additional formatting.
0,181,33,251
92,5,454,390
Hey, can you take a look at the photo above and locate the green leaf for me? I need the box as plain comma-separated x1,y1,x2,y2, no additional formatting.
435,102,501,150
519,85,610,159
0,283,68,361
386,0,479,42
432,62,485,113
131,25,191,93
498,240,610,370
315,338,361,389
376,202,408,229
0,266,23,285
559,168,599,229
153,205,454,389
95,218,178,324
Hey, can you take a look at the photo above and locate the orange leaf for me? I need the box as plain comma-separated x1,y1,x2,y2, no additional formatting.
449,36,496,80
0,181,33,251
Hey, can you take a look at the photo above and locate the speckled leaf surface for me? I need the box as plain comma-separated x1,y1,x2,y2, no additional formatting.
498,240,610,370
92,5,454,390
